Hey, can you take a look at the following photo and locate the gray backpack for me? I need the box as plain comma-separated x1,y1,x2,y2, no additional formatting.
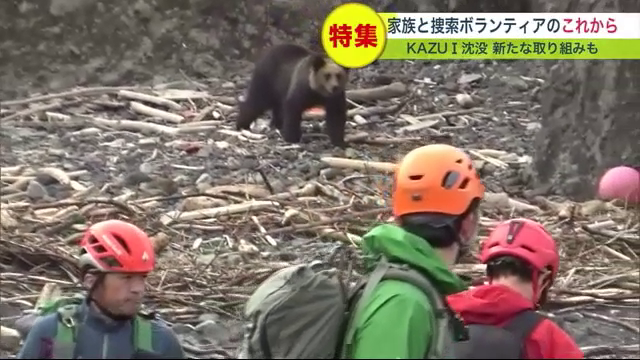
238,258,452,359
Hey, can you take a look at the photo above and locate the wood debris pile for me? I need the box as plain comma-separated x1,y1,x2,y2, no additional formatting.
1,81,638,358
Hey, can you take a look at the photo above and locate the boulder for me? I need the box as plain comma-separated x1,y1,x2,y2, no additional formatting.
0,0,529,99
0,0,355,98
529,0,640,200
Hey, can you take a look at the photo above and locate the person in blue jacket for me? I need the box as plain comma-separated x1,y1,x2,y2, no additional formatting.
17,220,185,359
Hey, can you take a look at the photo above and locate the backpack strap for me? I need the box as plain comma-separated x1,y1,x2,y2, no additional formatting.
53,302,155,358
134,315,154,353
502,310,544,339
52,304,80,359
342,259,391,352
501,310,544,357
342,258,454,359
382,263,452,359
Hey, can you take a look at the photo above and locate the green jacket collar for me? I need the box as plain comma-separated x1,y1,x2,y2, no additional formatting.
361,224,467,295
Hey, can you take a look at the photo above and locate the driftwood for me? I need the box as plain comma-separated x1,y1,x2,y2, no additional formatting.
160,200,281,225
0,100,83,122
396,108,486,133
118,89,183,110
1,86,138,107
1,83,412,140
321,157,396,173
1,79,638,359
43,112,216,135
130,101,185,123
346,82,407,102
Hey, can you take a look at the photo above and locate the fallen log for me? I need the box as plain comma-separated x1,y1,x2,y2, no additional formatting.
346,82,407,102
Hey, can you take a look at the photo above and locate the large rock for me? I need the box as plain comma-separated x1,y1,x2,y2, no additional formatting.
529,0,640,200
0,0,530,100
0,0,351,98
380,0,529,12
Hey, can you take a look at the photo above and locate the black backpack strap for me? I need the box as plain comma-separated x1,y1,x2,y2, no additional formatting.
501,310,544,352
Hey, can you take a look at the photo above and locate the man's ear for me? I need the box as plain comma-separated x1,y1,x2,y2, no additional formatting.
83,272,97,289
537,268,553,290
310,55,326,72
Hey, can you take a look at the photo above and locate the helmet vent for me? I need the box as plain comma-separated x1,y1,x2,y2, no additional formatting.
520,244,535,253
441,171,460,189
100,255,122,269
455,158,463,164
459,178,469,189
112,235,131,254
409,174,423,181
87,236,107,254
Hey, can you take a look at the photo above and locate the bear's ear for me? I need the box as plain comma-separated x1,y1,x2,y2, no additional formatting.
310,55,326,72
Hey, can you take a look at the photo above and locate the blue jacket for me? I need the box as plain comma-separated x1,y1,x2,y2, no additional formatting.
17,299,185,359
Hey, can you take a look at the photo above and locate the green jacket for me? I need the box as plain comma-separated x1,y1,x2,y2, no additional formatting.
344,224,467,359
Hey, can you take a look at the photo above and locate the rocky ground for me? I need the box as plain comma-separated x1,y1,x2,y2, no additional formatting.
0,0,638,357
1,57,638,359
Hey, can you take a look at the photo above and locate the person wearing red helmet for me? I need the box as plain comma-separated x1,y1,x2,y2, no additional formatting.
446,218,583,359
17,220,185,359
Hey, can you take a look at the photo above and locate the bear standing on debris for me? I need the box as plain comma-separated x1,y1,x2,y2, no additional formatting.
235,43,349,147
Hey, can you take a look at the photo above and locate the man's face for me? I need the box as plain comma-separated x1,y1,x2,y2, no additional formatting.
92,272,148,316
453,208,480,264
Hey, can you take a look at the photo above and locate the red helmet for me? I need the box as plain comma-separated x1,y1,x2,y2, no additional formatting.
79,220,155,273
481,218,559,282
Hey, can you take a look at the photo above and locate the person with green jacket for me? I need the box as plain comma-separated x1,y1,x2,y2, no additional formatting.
342,144,485,359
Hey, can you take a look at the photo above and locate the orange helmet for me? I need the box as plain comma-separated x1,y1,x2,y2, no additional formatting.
392,144,484,217
79,220,155,273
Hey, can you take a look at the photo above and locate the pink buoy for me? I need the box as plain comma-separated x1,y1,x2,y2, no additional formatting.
598,166,640,203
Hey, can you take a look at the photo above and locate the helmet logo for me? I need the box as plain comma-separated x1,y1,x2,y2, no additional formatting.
506,221,525,244
142,251,149,262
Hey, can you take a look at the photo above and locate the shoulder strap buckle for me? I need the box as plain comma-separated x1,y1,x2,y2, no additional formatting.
57,305,77,328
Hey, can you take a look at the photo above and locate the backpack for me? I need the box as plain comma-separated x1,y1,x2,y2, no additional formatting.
238,258,453,359
36,295,154,359
448,310,544,359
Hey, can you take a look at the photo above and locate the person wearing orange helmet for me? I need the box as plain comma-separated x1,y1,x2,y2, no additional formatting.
342,144,485,359
446,218,583,358
17,220,185,359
